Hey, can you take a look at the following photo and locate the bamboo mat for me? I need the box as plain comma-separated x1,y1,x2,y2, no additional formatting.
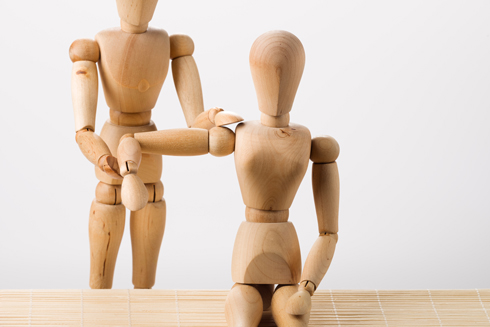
1,289,489,326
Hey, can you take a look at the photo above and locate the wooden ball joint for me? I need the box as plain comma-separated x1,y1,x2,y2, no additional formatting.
119,30,341,327
70,0,229,290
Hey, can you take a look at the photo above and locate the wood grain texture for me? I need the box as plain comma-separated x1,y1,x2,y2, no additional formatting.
117,136,142,175
115,134,147,211
191,107,223,130
170,34,194,59
2,289,489,326
254,284,274,311
130,200,166,289
260,113,289,128
97,155,123,180
135,128,208,156
116,0,158,28
310,136,340,164
96,120,161,185
214,111,244,127
250,31,305,116
312,162,340,234
272,285,310,327
232,222,301,285
245,207,289,223
235,121,311,211
298,280,315,296
88,201,125,289
75,130,111,166
225,284,263,327
95,182,122,205
172,55,204,127
145,181,164,202
301,234,337,288
120,20,148,34
72,61,98,131
109,110,152,126
285,289,311,315
209,127,235,157
95,27,170,113
121,174,148,212
69,39,99,63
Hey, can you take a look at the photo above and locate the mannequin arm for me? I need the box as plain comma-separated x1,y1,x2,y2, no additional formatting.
170,34,206,128
282,135,342,316
71,59,98,132
117,112,241,211
301,135,340,292
133,126,235,157
70,39,121,179
117,124,236,211
131,111,243,157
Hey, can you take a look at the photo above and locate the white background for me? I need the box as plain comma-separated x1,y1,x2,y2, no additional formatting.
0,0,489,290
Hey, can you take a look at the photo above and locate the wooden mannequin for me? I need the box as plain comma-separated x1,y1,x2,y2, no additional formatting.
120,30,340,327
70,0,222,289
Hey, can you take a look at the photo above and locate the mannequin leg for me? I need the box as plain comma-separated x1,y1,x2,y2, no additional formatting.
130,181,166,289
225,283,263,327
89,182,125,289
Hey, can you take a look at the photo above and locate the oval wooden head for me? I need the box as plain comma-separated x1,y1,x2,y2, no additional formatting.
116,0,158,27
250,30,305,117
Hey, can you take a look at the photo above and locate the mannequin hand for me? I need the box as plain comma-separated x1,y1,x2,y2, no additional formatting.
191,107,224,130
98,155,123,180
214,110,244,127
285,288,311,315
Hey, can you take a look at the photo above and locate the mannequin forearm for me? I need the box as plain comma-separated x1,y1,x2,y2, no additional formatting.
133,126,235,157
300,233,337,290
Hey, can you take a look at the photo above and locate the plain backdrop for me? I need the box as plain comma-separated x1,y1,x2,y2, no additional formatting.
0,0,489,290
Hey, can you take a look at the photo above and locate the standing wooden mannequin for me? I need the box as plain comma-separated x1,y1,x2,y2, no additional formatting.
70,0,220,289
119,30,339,327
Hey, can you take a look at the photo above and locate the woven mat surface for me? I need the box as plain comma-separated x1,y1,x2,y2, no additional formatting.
1,289,489,326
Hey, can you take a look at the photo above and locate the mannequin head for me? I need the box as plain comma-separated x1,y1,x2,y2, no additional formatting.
250,30,305,117
116,0,159,32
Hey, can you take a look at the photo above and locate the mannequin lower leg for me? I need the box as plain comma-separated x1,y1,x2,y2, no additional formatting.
89,184,126,289
130,181,166,289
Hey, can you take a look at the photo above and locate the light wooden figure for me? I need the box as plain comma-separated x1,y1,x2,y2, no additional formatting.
121,30,340,327
70,0,222,289
225,31,340,327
